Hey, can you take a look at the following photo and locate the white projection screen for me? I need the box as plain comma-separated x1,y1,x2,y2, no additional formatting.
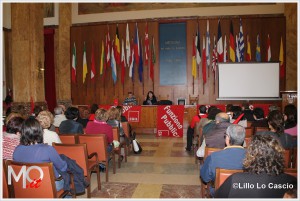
217,62,280,100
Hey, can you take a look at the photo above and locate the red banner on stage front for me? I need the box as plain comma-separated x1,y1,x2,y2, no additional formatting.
156,105,184,138
122,106,142,123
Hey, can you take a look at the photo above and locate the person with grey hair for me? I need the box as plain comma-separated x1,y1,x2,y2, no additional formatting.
204,112,231,149
200,124,246,197
53,106,67,127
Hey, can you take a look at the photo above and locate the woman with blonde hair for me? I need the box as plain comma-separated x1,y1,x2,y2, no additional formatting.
36,110,61,145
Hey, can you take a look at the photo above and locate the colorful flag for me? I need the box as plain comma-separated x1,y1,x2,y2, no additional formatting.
217,19,223,62
115,25,121,65
196,25,201,65
111,40,117,84
235,35,241,62
100,40,104,75
212,35,217,77
144,22,150,66
224,35,227,62
106,28,111,68
192,36,197,78
126,23,131,67
229,20,235,62
121,39,126,84
91,42,95,82
256,34,261,62
246,35,252,61
266,34,271,61
238,18,245,62
138,39,143,82
129,38,135,78
134,23,140,65
71,42,76,83
150,36,155,81
279,36,284,78
206,20,210,67
82,42,88,83
202,36,207,85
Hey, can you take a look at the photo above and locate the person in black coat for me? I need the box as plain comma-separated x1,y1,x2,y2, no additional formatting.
215,134,296,198
143,91,158,105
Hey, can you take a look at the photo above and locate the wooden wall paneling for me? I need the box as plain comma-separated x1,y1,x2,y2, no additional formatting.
71,15,286,106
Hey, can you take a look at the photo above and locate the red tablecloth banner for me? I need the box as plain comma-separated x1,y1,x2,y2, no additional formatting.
122,105,142,123
156,105,184,138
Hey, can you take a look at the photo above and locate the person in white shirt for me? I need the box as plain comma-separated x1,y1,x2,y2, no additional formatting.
53,106,67,127
36,110,61,146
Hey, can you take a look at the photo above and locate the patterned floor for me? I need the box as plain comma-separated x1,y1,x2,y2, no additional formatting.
79,133,201,198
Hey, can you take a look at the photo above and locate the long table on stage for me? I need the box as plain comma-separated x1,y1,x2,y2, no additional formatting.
129,105,197,134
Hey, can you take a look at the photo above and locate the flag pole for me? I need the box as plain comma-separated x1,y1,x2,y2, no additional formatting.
192,77,194,94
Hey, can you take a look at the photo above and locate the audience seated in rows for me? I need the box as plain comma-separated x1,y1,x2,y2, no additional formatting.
251,107,268,128
215,135,297,198
85,108,113,153
284,104,297,136
3,117,24,160
59,107,83,134
36,110,61,146
200,124,246,197
229,106,247,128
204,112,231,149
194,106,219,138
53,106,67,127
186,105,207,151
13,118,68,192
241,103,255,122
256,110,296,149
106,107,124,137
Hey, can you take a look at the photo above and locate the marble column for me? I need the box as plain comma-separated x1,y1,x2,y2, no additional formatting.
11,3,46,116
56,3,72,109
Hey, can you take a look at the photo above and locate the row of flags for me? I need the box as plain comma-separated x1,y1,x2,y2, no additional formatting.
192,18,285,87
72,23,156,85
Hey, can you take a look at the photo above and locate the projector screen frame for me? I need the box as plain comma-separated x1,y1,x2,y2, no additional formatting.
217,62,281,101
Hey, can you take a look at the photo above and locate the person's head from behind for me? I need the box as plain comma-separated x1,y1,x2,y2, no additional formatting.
82,109,90,119
215,112,230,124
5,112,23,125
225,124,245,146
207,108,222,120
16,105,26,117
253,107,265,120
199,105,207,114
90,104,99,114
243,134,284,175
65,107,79,120
33,106,43,117
95,109,108,121
268,110,284,135
230,106,243,119
20,118,44,145
284,104,297,127
242,102,250,110
36,110,54,129
226,104,233,113
146,91,155,99
6,117,24,135
107,107,121,121
54,106,64,115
